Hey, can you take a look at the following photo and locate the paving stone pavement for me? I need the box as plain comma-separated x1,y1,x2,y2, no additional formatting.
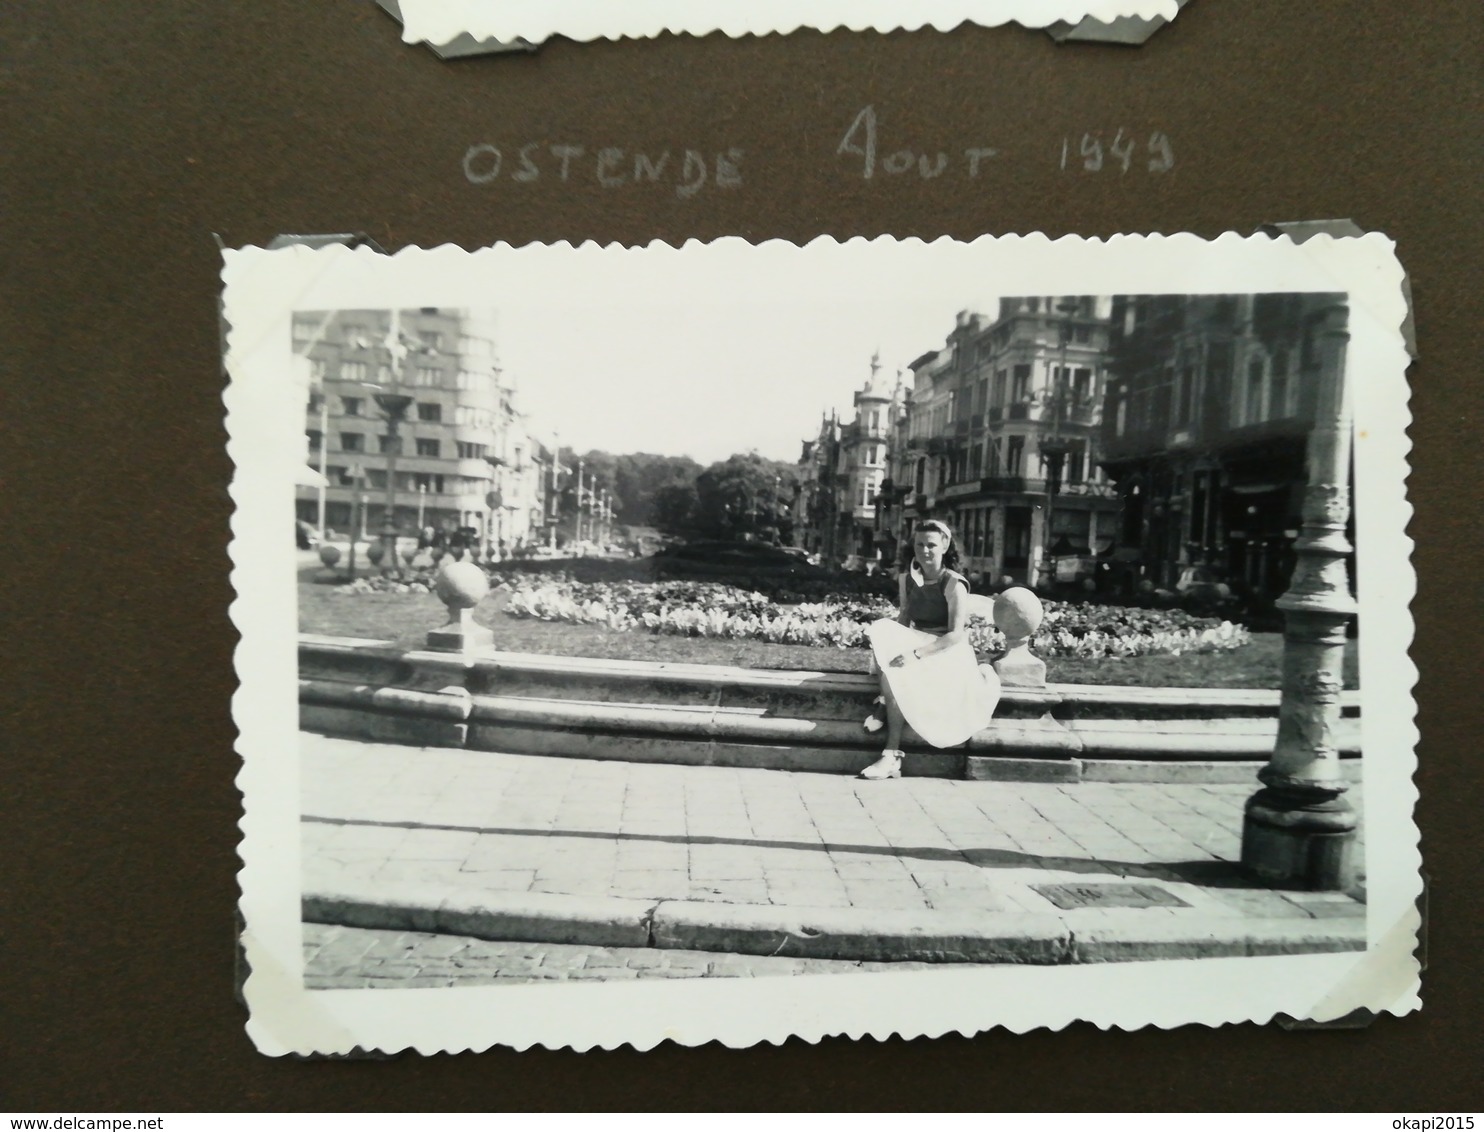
301,734,1367,927
303,922,981,985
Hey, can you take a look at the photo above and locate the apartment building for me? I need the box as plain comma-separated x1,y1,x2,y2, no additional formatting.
293,307,550,550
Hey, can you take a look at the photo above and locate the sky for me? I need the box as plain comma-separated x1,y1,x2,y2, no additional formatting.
475,243,1016,466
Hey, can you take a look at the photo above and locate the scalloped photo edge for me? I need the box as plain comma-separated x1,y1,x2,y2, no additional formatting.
394,0,1184,46
228,234,1418,1056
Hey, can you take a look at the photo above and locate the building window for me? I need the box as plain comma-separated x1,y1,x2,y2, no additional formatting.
1270,350,1290,419
413,366,442,388
419,331,442,350
378,435,395,454
341,361,368,383
307,392,323,413
341,323,366,346
309,358,327,382
292,317,317,347
1067,441,1086,484
1073,325,1091,344
1246,358,1266,424
1178,366,1196,424
1073,368,1092,402
993,370,1007,406
1006,436,1025,475
340,396,362,416
340,432,363,453
456,441,487,460
306,430,322,451
416,402,442,423
1011,365,1031,402
413,473,445,492
416,438,440,458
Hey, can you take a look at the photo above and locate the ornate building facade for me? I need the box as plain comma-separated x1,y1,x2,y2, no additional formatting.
1099,292,1349,601
880,300,1120,585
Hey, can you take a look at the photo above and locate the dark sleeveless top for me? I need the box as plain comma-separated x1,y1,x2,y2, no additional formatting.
903,569,968,634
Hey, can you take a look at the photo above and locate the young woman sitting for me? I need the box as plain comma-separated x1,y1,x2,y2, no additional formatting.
858,520,1000,780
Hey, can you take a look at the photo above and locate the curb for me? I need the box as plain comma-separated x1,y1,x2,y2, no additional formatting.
303,883,1368,965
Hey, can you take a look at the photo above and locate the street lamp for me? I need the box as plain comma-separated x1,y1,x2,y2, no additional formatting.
1038,297,1081,587
373,390,414,575
1240,300,1358,890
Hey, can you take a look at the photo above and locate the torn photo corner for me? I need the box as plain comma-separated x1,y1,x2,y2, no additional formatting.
228,233,1419,1056
391,0,1184,47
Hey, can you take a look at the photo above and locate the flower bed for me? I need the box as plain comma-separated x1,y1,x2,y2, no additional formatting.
499,578,1249,659
333,572,437,595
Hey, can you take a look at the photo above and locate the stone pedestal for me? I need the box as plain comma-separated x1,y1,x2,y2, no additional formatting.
426,606,494,653
426,560,493,654
991,586,1046,689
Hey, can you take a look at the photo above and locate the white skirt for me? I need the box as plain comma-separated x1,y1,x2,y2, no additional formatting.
867,619,1001,749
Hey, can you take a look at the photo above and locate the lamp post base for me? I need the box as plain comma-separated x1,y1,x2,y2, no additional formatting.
377,529,400,576
1241,785,1358,891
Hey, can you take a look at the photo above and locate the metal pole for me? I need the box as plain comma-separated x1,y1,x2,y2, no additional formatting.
548,435,559,549
347,468,363,579
374,310,414,575
317,393,329,534
1240,299,1358,890
576,460,585,544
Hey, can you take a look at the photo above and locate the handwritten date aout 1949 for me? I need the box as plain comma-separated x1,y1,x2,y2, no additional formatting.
836,105,1174,179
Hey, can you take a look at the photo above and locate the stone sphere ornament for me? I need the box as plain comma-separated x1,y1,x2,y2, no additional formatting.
992,586,1045,641
434,559,491,610
366,542,386,566
427,559,495,653
318,545,341,568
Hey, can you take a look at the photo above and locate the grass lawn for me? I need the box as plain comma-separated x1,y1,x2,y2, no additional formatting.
298,583,1359,689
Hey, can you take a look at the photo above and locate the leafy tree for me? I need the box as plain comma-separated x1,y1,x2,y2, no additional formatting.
651,481,700,536
693,453,798,544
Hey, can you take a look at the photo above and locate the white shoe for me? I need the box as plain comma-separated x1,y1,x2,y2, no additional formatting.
858,749,904,780
863,696,886,733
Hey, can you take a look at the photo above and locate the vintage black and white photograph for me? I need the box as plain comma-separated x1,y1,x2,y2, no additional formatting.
228,236,1417,1055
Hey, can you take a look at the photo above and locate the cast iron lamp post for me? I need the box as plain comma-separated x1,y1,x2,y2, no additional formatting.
373,390,414,575
1037,298,1081,587
1240,300,1358,890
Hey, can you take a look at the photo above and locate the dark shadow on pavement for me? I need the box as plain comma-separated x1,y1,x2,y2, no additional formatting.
304,813,1272,890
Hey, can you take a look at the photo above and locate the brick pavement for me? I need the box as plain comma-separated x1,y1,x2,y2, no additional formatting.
303,923,977,985
301,734,1366,940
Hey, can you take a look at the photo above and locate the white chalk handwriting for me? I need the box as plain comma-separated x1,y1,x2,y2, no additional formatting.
836,105,1174,180
459,111,1176,195
462,143,743,197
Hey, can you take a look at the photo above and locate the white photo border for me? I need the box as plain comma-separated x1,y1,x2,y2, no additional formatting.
228,234,1418,1056
394,0,1183,46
